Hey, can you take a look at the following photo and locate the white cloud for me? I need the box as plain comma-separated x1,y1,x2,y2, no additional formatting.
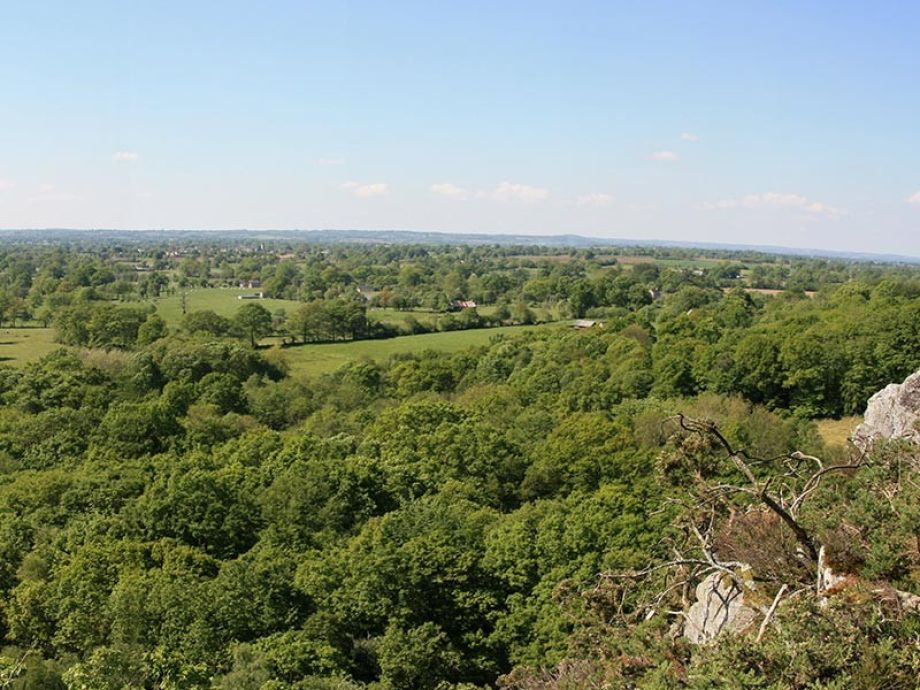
650,150,678,162
680,132,700,142
341,181,388,197
576,192,614,207
0,179,12,192
113,151,139,161
490,181,548,203
699,191,844,218
431,183,469,200
907,191,920,205
29,184,78,202
316,157,345,166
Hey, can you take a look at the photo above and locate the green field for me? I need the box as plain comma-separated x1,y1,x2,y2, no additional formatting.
126,288,301,325
367,308,455,328
0,290,562,373
0,328,62,367
275,323,559,377
611,255,729,270
0,320,561,374
128,289,513,329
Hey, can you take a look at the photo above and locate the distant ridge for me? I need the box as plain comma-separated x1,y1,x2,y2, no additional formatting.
1,228,918,264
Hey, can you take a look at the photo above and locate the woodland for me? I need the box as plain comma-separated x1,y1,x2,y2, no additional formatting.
0,238,917,688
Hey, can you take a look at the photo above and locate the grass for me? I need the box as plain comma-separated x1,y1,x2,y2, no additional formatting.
367,308,443,328
611,255,729,269
0,318,559,375
126,289,518,329
123,288,302,325
274,323,560,377
0,328,62,367
815,416,861,447
727,287,818,298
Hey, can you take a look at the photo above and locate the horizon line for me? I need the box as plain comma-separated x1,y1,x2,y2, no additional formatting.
0,227,918,264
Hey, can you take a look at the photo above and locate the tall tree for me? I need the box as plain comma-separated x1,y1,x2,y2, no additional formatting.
234,303,273,347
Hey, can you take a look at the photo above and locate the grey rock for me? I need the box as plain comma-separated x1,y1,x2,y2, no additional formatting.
683,571,758,644
854,370,920,450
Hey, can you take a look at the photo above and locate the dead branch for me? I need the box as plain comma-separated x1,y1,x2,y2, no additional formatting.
756,584,788,642
677,413,820,561
592,414,875,638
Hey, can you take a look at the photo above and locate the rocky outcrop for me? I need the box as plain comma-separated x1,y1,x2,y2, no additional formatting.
853,370,920,450
683,571,758,644
681,372,920,646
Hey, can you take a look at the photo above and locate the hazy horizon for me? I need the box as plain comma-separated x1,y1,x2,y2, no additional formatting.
2,2,918,254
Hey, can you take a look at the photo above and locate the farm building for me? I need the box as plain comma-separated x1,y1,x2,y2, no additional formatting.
449,299,478,310
237,292,264,300
574,319,601,329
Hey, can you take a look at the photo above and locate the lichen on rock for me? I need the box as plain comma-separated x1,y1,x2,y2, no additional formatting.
683,570,758,644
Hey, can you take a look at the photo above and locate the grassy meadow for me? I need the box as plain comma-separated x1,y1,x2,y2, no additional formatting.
124,288,530,329
272,323,559,377
0,321,561,376
0,328,61,367
125,288,301,325
0,289,565,373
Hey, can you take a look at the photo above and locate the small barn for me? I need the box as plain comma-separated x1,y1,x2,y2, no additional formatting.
574,319,601,330
449,299,478,311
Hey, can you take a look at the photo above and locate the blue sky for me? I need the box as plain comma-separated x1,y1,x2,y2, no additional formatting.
1,1,919,253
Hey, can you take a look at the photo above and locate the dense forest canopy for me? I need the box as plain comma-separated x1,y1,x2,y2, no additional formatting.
0,237,916,688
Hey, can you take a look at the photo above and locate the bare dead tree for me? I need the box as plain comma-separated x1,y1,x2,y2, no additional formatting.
675,413,866,566
518,414,918,690
591,415,871,633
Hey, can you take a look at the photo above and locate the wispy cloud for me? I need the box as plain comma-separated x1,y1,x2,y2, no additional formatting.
650,150,678,162
490,181,548,203
341,181,388,197
29,183,79,202
576,192,614,207
700,192,844,218
113,151,139,161
680,132,700,142
431,183,469,200
907,191,920,206
0,179,12,192
316,157,345,166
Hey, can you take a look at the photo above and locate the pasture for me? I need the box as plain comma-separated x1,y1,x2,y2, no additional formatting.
0,328,62,367
274,323,558,377
0,319,561,375
125,288,300,325
125,288,517,330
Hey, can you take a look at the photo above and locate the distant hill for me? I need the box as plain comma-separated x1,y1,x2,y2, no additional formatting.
1,228,918,264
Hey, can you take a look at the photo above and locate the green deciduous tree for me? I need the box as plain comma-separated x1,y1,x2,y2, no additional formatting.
234,303,273,347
